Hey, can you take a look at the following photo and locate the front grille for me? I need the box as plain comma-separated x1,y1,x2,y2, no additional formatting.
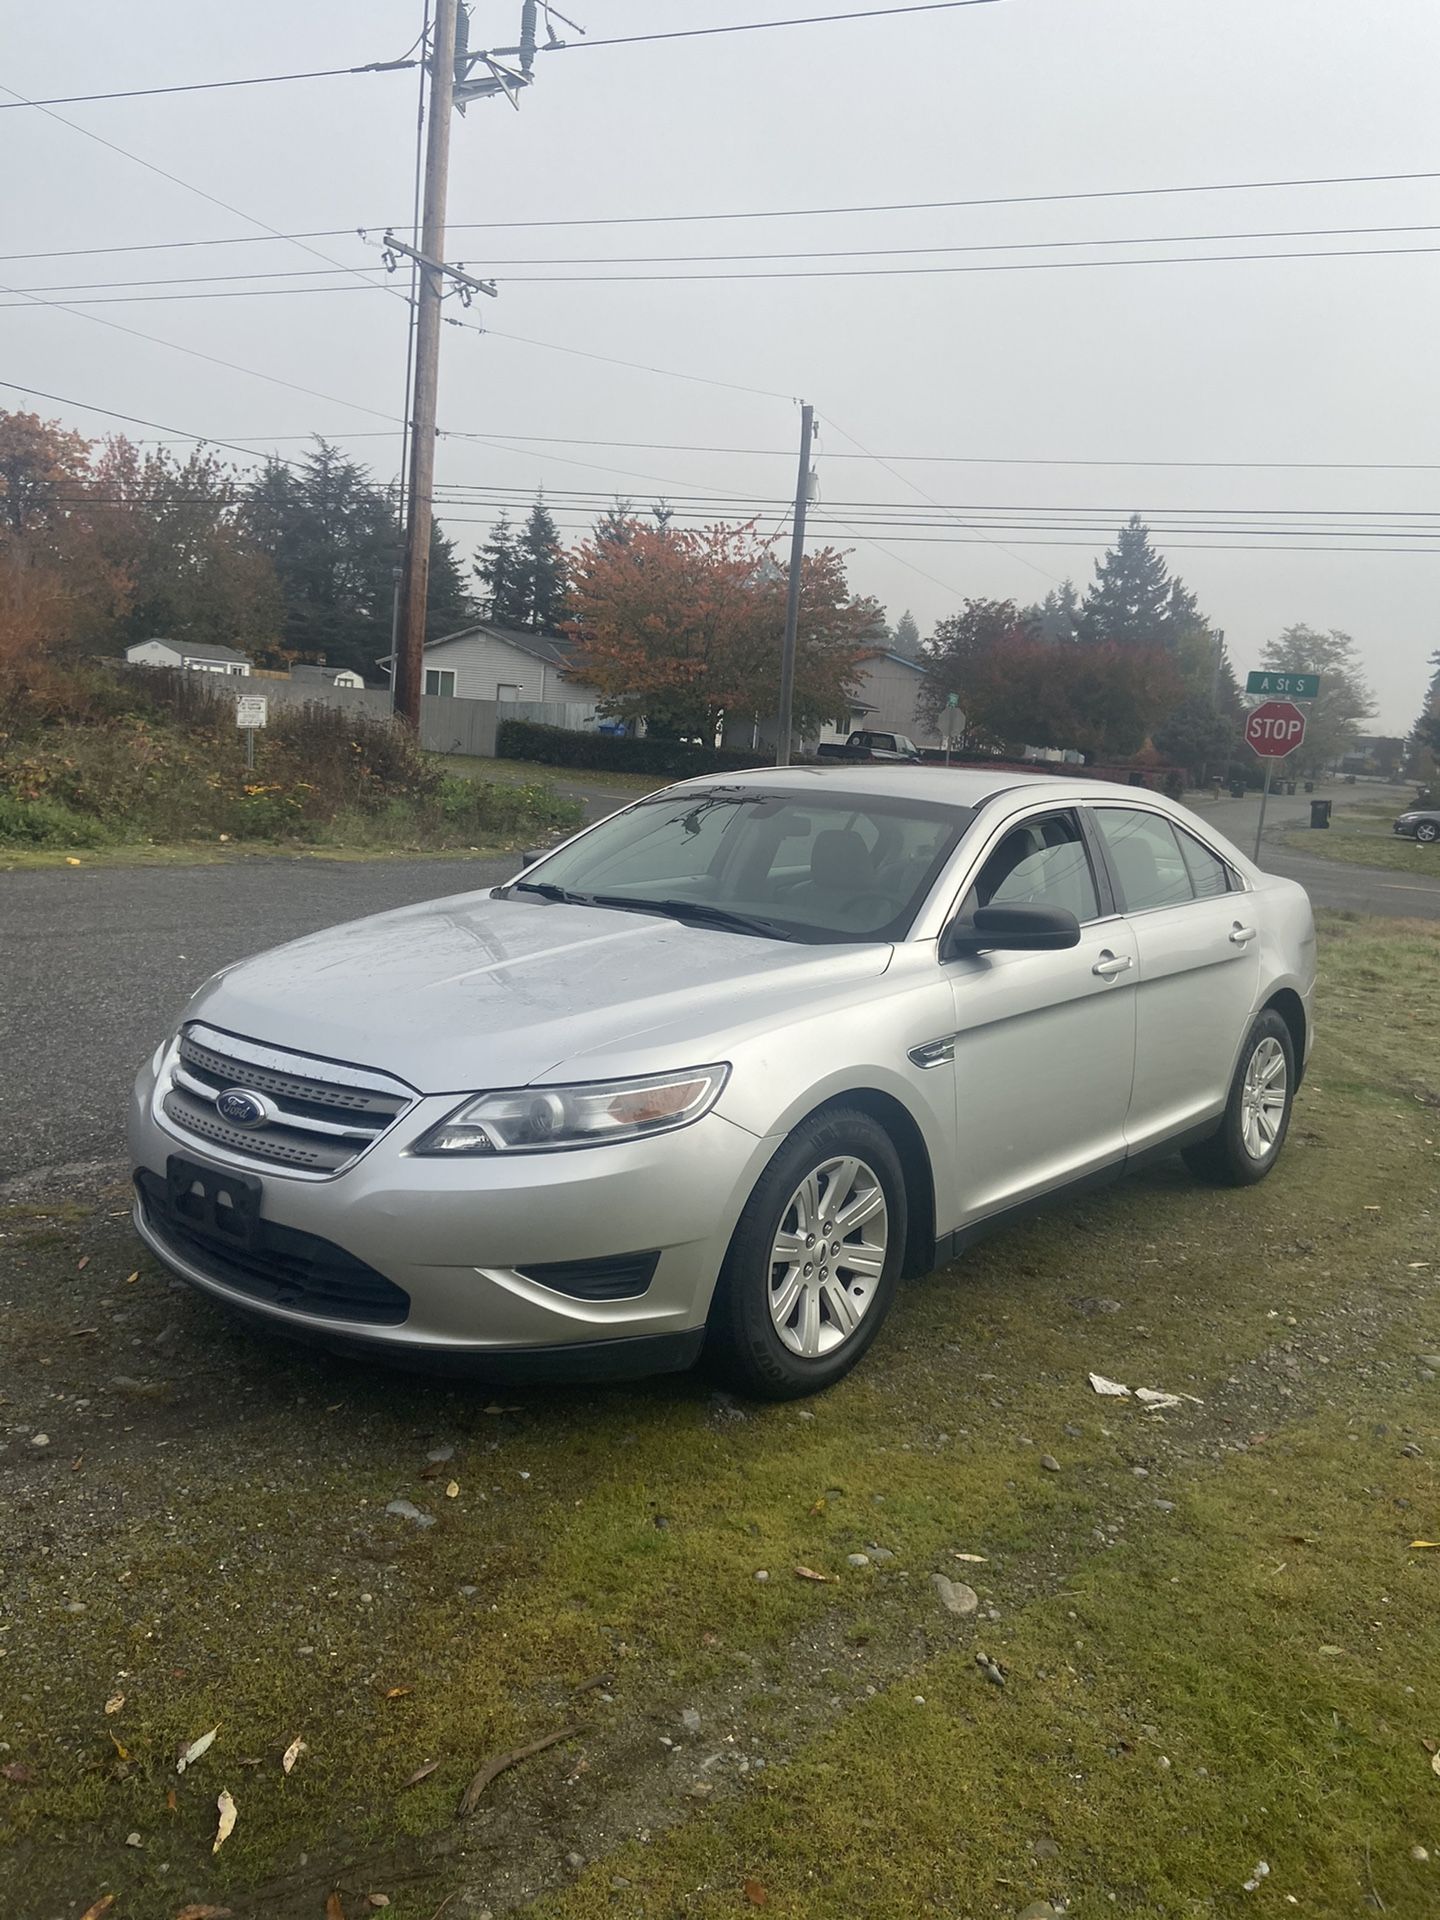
136,1169,411,1325
159,1024,415,1177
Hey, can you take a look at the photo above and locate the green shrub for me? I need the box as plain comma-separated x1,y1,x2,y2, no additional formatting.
0,792,113,848
497,717,766,778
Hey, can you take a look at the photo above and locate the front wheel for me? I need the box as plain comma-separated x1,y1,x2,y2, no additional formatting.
1417,821,1439,844
706,1107,906,1400
1182,1008,1296,1187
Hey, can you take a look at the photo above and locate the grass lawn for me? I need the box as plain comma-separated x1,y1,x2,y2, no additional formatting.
1282,804,1440,876
3,912,1439,1918
0,838,550,874
437,753,665,798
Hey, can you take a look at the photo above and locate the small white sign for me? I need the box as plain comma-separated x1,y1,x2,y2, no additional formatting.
235,695,268,730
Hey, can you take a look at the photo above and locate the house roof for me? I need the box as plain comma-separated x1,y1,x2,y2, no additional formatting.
423,623,581,667
133,638,252,664
290,663,359,682
870,650,927,674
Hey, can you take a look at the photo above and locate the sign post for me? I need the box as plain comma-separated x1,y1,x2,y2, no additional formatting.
941,693,965,769
1244,699,1307,862
235,693,268,773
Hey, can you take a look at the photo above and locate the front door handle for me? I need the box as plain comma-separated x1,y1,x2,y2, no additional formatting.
1229,923,1257,946
1092,950,1134,980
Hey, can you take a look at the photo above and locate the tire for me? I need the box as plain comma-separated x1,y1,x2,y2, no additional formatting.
706,1107,907,1400
1417,821,1439,844
1182,1008,1296,1187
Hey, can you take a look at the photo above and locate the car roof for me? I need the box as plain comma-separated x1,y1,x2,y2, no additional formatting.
664,764,1161,809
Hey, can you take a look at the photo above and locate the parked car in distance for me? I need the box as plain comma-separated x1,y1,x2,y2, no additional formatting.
816,729,921,763
1393,807,1440,844
130,767,1316,1400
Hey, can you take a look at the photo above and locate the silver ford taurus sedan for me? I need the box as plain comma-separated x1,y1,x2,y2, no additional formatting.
129,768,1316,1399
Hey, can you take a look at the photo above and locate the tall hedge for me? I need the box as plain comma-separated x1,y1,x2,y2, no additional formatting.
497,718,768,778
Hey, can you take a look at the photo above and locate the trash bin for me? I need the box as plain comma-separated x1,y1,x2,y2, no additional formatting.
1304,781,1314,794
1230,780,1246,799
1285,780,1297,795
1310,799,1332,829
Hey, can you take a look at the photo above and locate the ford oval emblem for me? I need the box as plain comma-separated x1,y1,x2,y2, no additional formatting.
216,1087,270,1129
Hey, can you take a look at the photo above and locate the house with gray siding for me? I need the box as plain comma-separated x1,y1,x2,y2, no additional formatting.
381,623,599,705
816,650,940,748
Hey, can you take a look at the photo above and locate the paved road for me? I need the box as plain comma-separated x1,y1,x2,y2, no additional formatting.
4,783,1437,1190
0,856,512,1189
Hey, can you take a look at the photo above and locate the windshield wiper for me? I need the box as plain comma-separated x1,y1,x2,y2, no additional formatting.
509,879,592,905
588,895,793,941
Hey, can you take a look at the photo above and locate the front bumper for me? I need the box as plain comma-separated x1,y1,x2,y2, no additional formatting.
128,1053,775,1370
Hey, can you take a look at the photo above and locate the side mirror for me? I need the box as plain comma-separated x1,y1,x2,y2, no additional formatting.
520,848,550,868
943,904,1082,957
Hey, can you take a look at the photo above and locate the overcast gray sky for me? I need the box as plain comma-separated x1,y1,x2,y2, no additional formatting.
4,0,1438,729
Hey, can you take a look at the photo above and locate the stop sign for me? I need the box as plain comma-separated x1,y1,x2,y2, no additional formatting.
1245,699,1307,759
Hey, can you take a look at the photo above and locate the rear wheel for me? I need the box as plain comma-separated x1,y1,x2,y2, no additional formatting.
1182,1008,1295,1187
706,1107,906,1400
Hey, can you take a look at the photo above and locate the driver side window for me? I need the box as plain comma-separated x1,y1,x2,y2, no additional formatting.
960,811,1100,924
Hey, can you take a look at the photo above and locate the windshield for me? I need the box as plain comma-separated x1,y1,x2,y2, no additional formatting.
512,787,973,943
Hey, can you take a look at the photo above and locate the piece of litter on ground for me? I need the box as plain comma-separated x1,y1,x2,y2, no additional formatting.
212,1788,237,1853
1410,1540,1440,1550
1242,1861,1270,1892
794,1565,838,1584
1135,1388,1184,1411
1088,1372,1131,1397
385,1499,436,1528
177,1725,219,1773
125,1831,143,1847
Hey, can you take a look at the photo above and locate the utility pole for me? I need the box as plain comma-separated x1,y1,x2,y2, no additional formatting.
775,402,815,768
1201,626,1225,788
394,0,460,728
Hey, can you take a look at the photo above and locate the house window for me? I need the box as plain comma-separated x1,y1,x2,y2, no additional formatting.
496,683,522,701
425,668,456,698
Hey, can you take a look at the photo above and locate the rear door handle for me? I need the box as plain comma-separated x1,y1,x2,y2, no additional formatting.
1092,950,1134,980
1229,923,1257,946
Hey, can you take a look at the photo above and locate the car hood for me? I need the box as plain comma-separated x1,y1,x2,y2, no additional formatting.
186,889,892,1093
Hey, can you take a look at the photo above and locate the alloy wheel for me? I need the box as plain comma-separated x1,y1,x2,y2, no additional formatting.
1240,1035,1288,1160
767,1155,889,1358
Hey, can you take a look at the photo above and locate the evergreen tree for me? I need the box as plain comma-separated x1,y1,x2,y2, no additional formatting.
889,609,921,657
1407,648,1440,775
426,523,477,638
595,498,638,548
516,494,567,632
475,512,526,625
1080,516,1175,646
1024,578,1082,643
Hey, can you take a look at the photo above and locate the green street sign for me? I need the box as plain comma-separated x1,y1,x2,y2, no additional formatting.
946,691,960,707
1247,670,1321,700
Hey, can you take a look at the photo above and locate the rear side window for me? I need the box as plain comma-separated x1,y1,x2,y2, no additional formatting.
1091,808,1193,912
1175,826,1233,900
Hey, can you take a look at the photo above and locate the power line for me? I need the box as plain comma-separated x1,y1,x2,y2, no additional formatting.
0,377,305,470
16,220,1440,291
0,60,417,112
9,168,1439,266
477,240,1440,283
540,2,1004,51
447,314,793,402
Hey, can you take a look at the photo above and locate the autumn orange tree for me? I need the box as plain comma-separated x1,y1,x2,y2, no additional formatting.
565,518,883,742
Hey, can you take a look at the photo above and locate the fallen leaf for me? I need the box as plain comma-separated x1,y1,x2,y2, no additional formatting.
173,1907,233,1920
744,1878,769,1907
69,1327,99,1337
1409,1541,1440,1550
951,1552,988,1563
79,1899,115,1920
281,1734,306,1774
104,1693,125,1715
77,1255,90,1271
325,1895,346,1920
384,1686,412,1701
1364,1204,1382,1212
212,1788,237,1854
177,1725,219,1772
808,1497,827,1516
1433,1752,1440,1780
483,1403,521,1415
1,1762,35,1784
109,1733,130,1761
367,1896,391,1908
445,1480,460,1499
401,1759,441,1788
793,1565,838,1584
125,1271,139,1285
165,1788,178,1812
1422,1737,1439,1755
1318,1645,1346,1657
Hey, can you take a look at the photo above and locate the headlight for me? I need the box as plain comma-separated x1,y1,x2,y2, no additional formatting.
1397,813,1419,823
412,1065,730,1155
